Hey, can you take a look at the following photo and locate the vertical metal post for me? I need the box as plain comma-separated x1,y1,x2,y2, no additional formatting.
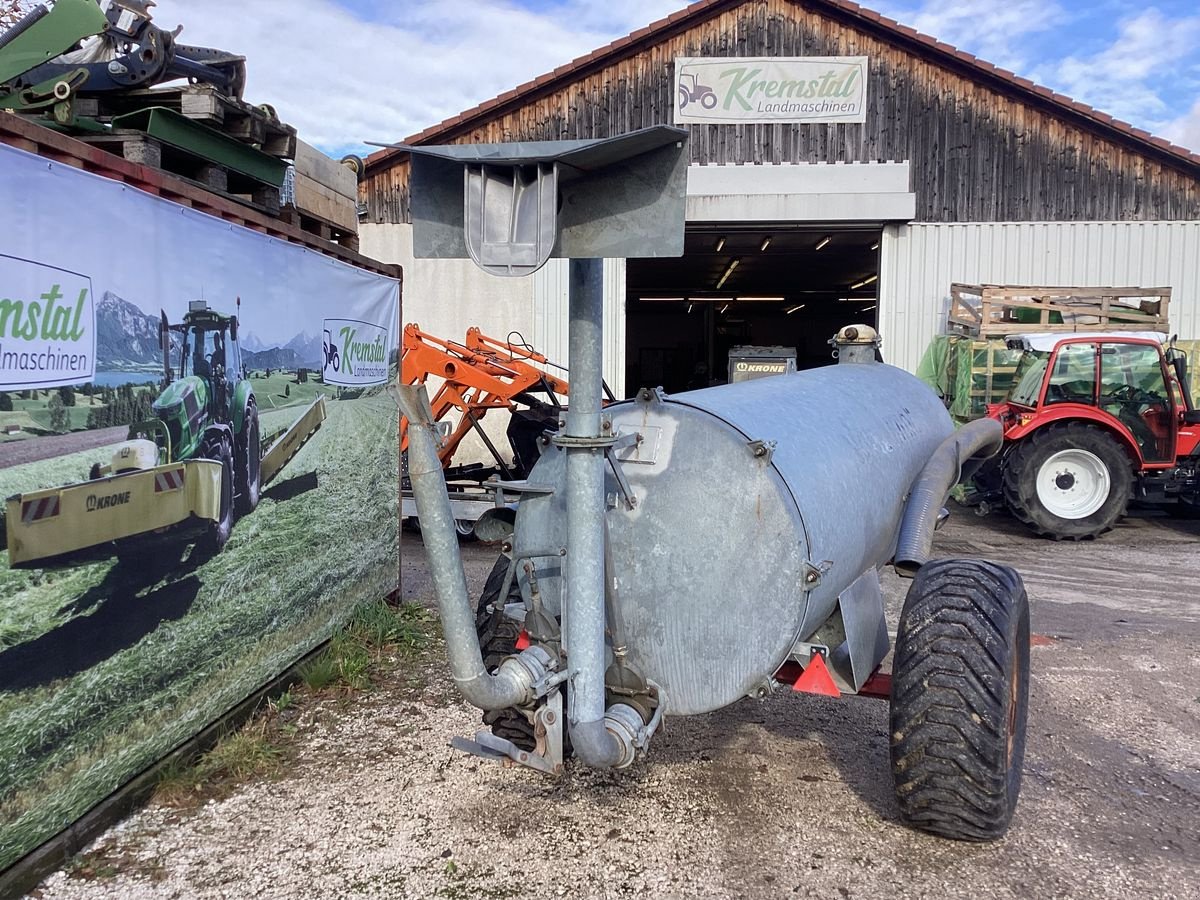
562,257,623,766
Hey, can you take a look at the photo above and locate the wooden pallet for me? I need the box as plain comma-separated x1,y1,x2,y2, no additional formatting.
948,284,1171,336
279,205,359,253
291,140,358,234
76,85,297,159
79,131,281,214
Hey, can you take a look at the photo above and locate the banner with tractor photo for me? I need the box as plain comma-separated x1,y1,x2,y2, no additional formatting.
0,142,400,871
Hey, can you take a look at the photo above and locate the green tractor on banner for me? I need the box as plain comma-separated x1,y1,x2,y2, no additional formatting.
142,299,262,548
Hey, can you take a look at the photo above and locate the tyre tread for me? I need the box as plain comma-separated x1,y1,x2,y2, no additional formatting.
890,558,1030,841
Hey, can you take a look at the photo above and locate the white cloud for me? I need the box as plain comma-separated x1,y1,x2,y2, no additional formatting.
148,0,685,155
871,0,1067,72
1163,97,1200,152
1034,9,1200,132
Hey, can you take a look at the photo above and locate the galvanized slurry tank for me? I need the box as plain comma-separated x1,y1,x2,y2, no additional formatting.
396,130,1030,843
514,363,954,715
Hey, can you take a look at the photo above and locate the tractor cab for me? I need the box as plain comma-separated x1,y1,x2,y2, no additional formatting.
151,300,247,462
997,333,1194,466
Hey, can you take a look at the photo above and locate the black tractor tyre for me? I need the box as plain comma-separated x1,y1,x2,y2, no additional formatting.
889,558,1030,842
475,555,570,754
202,437,236,554
1002,422,1133,540
236,404,261,516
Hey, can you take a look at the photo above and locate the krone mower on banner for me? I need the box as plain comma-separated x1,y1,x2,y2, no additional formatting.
389,127,1032,841
6,300,325,568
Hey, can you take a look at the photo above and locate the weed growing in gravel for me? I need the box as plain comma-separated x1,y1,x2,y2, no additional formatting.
306,599,433,695
299,655,340,692
155,718,286,805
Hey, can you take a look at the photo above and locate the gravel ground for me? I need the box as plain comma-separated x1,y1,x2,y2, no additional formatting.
30,509,1200,900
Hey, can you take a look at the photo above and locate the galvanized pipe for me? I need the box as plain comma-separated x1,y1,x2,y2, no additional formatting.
894,417,1004,578
563,258,634,769
395,385,536,711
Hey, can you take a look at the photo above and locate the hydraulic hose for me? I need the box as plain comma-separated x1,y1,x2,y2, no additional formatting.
894,417,1004,578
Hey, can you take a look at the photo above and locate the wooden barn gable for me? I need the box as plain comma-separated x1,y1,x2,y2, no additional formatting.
362,0,1200,225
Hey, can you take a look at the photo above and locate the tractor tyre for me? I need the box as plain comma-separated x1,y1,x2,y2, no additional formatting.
202,436,235,554
1002,422,1132,540
236,403,261,516
475,555,571,756
890,558,1030,842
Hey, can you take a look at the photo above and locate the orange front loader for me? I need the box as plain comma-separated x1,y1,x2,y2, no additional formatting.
399,324,576,483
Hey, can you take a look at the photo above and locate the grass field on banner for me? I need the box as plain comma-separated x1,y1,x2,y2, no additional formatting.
0,391,399,872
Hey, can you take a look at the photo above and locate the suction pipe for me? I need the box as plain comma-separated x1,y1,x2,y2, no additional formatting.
396,385,547,711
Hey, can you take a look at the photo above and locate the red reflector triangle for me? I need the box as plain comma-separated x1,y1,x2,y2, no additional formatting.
792,653,840,697
515,630,531,651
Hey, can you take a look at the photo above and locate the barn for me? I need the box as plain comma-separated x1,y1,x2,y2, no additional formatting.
360,0,1200,398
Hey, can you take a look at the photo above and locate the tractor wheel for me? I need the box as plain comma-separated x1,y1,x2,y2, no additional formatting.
202,436,235,554
1002,422,1132,539
236,404,261,515
890,558,1030,842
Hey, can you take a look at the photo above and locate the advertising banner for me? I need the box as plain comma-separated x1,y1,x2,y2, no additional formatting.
0,142,400,871
674,56,869,125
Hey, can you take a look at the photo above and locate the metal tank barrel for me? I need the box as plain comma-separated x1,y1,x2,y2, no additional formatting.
510,362,954,716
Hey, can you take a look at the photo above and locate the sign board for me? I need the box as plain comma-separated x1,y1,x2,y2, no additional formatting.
0,256,96,389
674,56,869,125
322,318,391,386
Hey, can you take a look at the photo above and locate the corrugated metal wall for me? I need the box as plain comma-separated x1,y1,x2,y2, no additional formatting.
533,259,628,398
880,221,1200,372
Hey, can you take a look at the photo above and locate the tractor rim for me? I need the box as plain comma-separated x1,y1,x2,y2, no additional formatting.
1036,448,1110,519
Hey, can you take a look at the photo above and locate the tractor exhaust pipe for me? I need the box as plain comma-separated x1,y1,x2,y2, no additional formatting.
894,417,1004,578
395,385,546,711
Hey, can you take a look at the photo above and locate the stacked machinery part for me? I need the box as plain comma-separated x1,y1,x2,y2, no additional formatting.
1,0,246,117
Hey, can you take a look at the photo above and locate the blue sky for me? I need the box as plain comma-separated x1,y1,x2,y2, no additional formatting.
147,0,1199,158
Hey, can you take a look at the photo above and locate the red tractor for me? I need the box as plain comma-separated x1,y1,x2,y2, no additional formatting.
979,333,1200,539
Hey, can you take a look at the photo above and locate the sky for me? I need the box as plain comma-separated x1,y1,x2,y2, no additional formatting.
144,0,1200,159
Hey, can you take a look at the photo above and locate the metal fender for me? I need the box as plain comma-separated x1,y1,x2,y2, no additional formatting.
1003,405,1144,467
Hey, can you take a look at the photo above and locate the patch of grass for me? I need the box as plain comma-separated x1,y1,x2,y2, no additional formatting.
306,600,434,695
299,654,340,692
154,718,286,806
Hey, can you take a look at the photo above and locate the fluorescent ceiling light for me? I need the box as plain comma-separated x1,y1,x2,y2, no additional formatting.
640,297,687,302
861,305,877,312
715,236,726,252
849,274,878,290
786,304,806,314
687,302,694,314
870,241,880,250
815,236,832,251
737,296,785,302
716,258,741,290
760,237,772,252
719,303,731,315
862,274,878,285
